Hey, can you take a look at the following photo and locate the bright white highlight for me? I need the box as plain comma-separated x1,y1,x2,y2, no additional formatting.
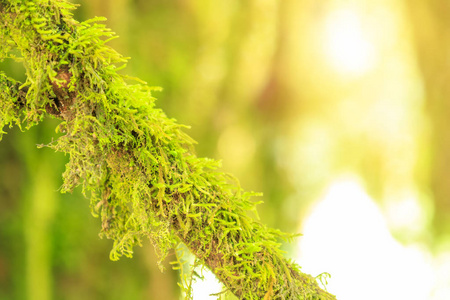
297,176,434,300
191,268,222,300
323,8,377,76
385,192,428,236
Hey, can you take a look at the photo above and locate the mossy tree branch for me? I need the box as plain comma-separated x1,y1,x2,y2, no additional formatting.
0,1,335,299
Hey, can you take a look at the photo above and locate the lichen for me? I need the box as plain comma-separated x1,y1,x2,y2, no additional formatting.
0,1,335,299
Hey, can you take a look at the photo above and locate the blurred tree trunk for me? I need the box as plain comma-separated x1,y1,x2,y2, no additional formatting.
21,126,59,300
407,1,450,238
0,128,26,299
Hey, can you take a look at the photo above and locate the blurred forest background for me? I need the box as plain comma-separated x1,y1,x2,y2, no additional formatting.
1,0,450,299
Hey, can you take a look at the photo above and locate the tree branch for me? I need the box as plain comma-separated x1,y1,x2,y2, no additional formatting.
0,1,335,299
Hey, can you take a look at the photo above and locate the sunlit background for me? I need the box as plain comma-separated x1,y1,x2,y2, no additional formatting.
1,0,450,299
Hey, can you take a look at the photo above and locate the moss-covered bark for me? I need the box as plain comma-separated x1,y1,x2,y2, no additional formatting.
0,1,335,299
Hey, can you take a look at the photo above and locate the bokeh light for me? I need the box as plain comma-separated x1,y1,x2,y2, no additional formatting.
322,6,377,76
297,176,435,299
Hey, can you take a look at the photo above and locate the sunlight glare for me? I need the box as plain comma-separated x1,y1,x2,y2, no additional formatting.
323,7,377,76
296,176,434,300
191,268,223,300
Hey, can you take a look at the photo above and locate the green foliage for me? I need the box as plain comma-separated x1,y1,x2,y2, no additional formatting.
0,1,335,299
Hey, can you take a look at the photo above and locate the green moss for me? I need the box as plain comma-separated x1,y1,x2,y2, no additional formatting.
0,1,335,299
